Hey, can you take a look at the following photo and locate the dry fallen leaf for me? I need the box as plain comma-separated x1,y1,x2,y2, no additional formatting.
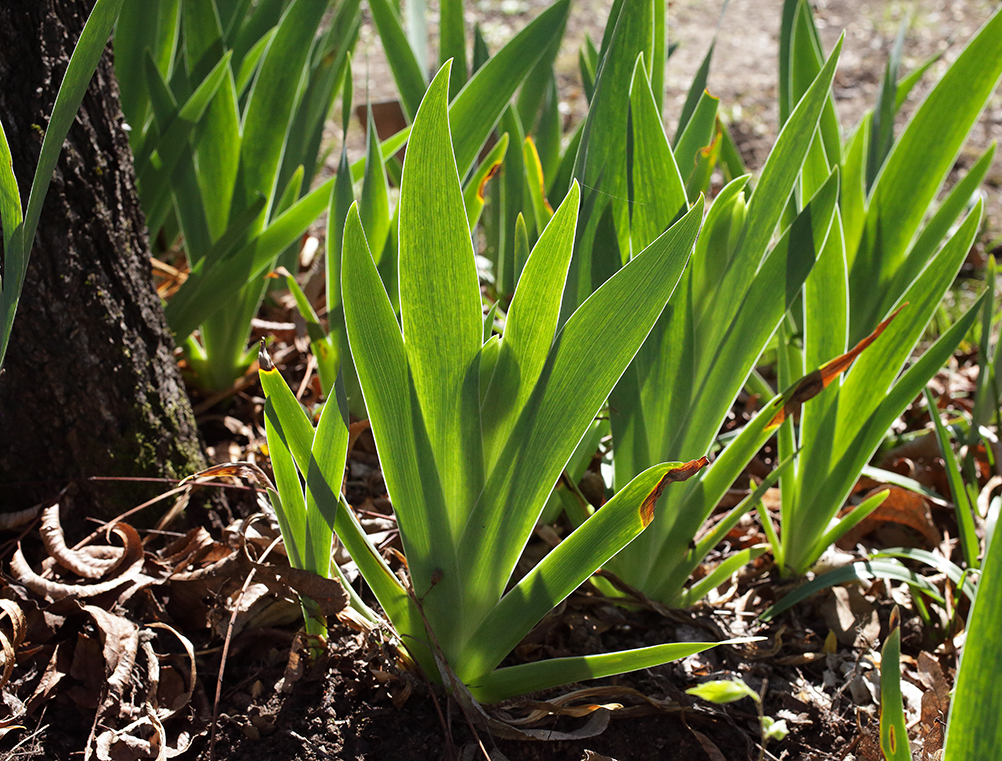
839,486,942,548
915,651,949,759
823,586,880,648
11,520,147,602
40,504,123,579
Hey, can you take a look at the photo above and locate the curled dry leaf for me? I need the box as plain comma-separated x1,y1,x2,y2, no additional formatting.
180,461,274,491
80,610,197,761
11,522,146,601
687,726,727,761
93,713,167,761
507,686,635,725
146,623,197,720
23,640,71,717
158,528,216,570
40,504,123,579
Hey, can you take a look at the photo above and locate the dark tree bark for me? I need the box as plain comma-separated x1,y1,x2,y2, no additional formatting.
0,0,209,520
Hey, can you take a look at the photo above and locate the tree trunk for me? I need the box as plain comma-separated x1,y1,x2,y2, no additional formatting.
0,0,209,520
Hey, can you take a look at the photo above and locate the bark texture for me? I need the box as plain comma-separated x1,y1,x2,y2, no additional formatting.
0,0,208,519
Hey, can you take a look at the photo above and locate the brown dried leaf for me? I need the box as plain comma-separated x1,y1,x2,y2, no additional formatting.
506,687,637,726
24,641,71,716
248,561,349,619
839,486,941,548
11,549,143,600
40,504,123,579
915,652,949,759
181,461,274,491
687,726,727,761
83,606,140,707
978,475,1002,519
11,521,146,601
347,420,371,457
823,586,880,648
0,598,27,690
146,623,196,719
93,713,167,761
157,528,216,569
69,634,105,709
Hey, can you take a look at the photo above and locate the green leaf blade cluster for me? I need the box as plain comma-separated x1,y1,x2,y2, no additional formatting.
340,61,707,699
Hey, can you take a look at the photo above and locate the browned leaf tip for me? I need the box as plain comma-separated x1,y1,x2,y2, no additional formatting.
817,303,905,383
477,160,503,203
766,304,906,430
524,137,554,214
640,456,709,527
258,339,274,371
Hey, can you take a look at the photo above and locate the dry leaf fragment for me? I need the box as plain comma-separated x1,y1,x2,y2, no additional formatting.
83,606,140,707
347,420,371,457
146,623,196,719
915,652,949,758
0,598,27,690
839,486,941,548
687,726,727,761
40,504,123,579
93,713,167,761
823,586,880,648
11,521,146,601
248,562,349,619
977,475,1002,519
